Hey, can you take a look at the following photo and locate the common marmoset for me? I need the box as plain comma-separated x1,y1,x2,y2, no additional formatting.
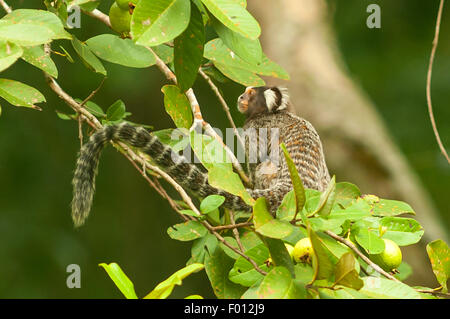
71,86,330,226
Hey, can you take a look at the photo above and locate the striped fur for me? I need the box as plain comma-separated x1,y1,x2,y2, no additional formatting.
71,122,250,227
72,87,330,227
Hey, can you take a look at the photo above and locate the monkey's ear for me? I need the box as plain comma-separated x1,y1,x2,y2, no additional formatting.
264,88,278,111
264,87,290,111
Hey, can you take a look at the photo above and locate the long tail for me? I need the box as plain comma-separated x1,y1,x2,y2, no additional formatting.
71,122,251,227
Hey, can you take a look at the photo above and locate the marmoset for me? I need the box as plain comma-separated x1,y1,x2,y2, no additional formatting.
71,86,330,226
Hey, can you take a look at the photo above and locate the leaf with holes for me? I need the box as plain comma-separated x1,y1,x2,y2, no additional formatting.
426,239,449,293
0,78,45,109
167,220,207,241
200,0,260,39
21,45,58,78
132,0,191,47
0,41,22,72
379,217,424,246
161,85,193,129
0,9,71,46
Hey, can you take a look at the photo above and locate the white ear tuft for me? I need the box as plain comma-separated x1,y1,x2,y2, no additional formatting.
277,87,290,110
264,89,278,111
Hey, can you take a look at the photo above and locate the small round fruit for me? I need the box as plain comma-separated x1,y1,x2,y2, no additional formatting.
293,238,313,264
285,243,295,260
369,239,402,272
109,2,131,33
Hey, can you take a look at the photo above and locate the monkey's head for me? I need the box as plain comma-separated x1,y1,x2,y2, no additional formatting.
237,86,290,118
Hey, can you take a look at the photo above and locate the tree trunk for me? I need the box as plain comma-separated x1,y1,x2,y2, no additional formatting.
249,0,447,286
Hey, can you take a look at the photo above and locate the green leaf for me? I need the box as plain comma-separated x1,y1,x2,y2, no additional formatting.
106,100,126,122
256,267,304,299
335,182,361,208
174,4,205,91
394,261,413,281
161,85,193,129
152,44,174,63
313,176,336,217
309,227,337,282
309,217,344,234
204,247,246,298
379,217,424,246
208,165,254,205
0,9,71,46
78,99,106,118
99,262,138,299
144,263,204,299
276,190,296,221
328,198,371,222
354,227,385,254
204,38,263,86
426,239,450,293
372,199,416,216
360,277,421,299
204,38,289,85
86,34,156,68
200,195,225,214
253,197,294,239
167,220,208,241
200,0,260,39
0,41,22,72
210,14,262,65
190,132,231,171
152,128,189,152
263,237,295,277
333,252,363,290
229,244,270,287
132,0,191,47
21,45,58,78
280,143,306,223
191,233,218,263
0,78,45,109
71,36,106,75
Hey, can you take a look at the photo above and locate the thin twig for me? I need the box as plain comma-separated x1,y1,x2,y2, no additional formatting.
0,0,11,13
199,69,246,157
212,221,253,231
80,77,107,106
324,230,401,282
426,0,449,164
227,210,246,253
415,288,450,298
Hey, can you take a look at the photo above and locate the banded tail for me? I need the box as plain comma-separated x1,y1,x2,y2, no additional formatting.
71,122,251,227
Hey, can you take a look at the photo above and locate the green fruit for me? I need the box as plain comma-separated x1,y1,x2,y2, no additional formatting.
293,238,313,264
109,2,131,33
369,239,402,272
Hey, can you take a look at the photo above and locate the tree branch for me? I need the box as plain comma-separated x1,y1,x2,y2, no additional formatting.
426,0,449,164
324,230,401,282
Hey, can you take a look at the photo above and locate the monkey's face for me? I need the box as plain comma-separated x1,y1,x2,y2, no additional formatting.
237,86,289,118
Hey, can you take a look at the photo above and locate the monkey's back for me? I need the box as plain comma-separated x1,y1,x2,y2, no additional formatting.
243,110,330,209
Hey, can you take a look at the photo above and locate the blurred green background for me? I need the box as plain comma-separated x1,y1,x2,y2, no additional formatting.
0,0,448,298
